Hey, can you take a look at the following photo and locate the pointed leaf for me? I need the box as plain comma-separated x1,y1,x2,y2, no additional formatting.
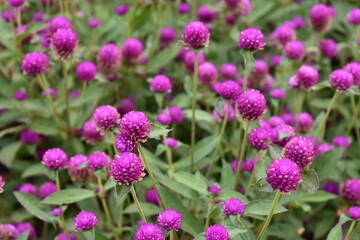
245,200,287,215
301,169,319,194
42,189,96,205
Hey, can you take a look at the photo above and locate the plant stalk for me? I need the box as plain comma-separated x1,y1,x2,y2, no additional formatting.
190,51,199,173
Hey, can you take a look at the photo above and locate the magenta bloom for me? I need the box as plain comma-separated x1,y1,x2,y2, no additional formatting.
236,89,266,121
251,59,269,79
118,98,135,115
168,106,184,124
273,124,295,147
21,52,49,76
322,181,339,195
342,179,360,202
347,8,360,25
163,137,178,149
309,4,335,32
283,136,315,169
160,27,176,45
274,26,295,46
20,129,40,145
332,136,350,150
16,222,36,240
42,148,68,170
49,16,71,34
157,209,182,231
220,63,237,79
238,28,265,50
182,21,210,49
223,198,245,215
219,80,241,100
205,225,229,240
97,43,121,73
87,19,101,28
145,188,159,206
150,75,172,93
208,184,221,195
51,208,61,217
329,69,353,91
109,153,145,185
270,88,285,99
248,127,272,150
183,51,205,72
214,102,235,122
18,183,37,195
8,0,25,8
157,113,172,125
296,65,319,90
266,158,301,193
224,0,251,16
93,105,120,131
344,62,360,86
284,40,305,61
52,28,78,60
115,4,128,16
347,206,360,221
76,62,97,82
134,223,164,240
115,133,137,153
55,232,77,240
38,182,57,200
119,111,151,142
82,119,104,145
0,176,4,193
41,88,57,98
0,224,19,239
68,154,88,181
121,38,143,64
88,151,110,170
270,55,282,66
296,112,313,133
198,62,218,85
319,38,337,58
197,5,217,24
178,3,190,14
73,211,98,231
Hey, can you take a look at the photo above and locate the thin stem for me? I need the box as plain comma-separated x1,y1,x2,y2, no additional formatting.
346,221,357,240
245,157,257,197
190,51,199,173
242,68,250,91
138,144,166,209
191,0,197,19
348,222,360,240
55,170,61,191
204,198,213,229
75,81,87,128
170,231,174,240
130,184,147,223
15,7,22,28
162,135,174,177
110,131,118,156
63,61,71,133
256,190,282,240
234,121,250,190
295,90,305,132
55,171,69,239
236,122,243,158
350,95,360,148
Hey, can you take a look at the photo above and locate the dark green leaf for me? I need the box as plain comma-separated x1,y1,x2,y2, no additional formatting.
221,160,235,190
173,172,208,195
124,202,161,216
241,49,256,70
251,178,274,193
147,44,181,73
17,230,30,240
115,184,131,202
268,144,282,160
245,200,287,215
301,169,319,194
42,189,95,205
21,163,46,178
0,142,21,167
149,124,172,139
326,214,351,240
216,97,225,116
312,148,342,181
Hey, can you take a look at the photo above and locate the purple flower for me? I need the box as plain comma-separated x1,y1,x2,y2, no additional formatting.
236,89,266,121
290,17,306,29
284,40,305,61
0,224,19,239
8,0,25,8
97,44,121,73
145,188,159,206
213,102,235,122
296,112,313,133
347,8,360,25
134,223,164,240
342,179,360,202
270,88,285,99
69,91,79,99
248,127,272,150
268,116,285,128
274,26,295,46
68,154,88,181
319,38,337,58
208,184,221,195
157,209,182,231
223,198,245,215
183,51,205,72
55,232,77,240
332,136,350,150
178,3,190,14
42,148,68,170
250,59,269,79
115,134,137,153
93,105,120,131
322,181,339,195
88,151,110,170
266,158,301,193
163,137,178,149
296,65,319,90
160,27,176,45
41,88,57,98
51,208,62,217
218,80,240,100
282,136,315,169
220,63,237,79
87,19,101,28
108,152,145,185
1,10,16,23
205,225,229,240
38,181,57,200
168,106,184,124
16,25,33,44
309,4,335,32
21,52,49,76
150,75,172,93
347,206,360,221
224,0,251,16
20,129,40,144
182,21,210,49
119,111,151,142
18,183,37,195
16,223,36,240
314,143,333,156
115,4,128,16
329,69,353,91
198,62,218,85
73,210,98,231
51,28,78,61
76,62,97,82
82,119,104,145
225,13,236,25
344,62,360,87
270,55,282,66
197,5,217,24
121,38,143,64
273,124,295,147
157,113,172,125
48,16,71,34
0,176,4,193
238,28,265,50
118,98,135,115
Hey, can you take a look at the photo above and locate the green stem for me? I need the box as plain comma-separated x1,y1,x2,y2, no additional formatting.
190,51,199,173
256,190,282,240
170,231,174,240
110,131,118,156
15,7,21,28
234,121,250,190
348,222,360,240
350,95,360,148
63,62,71,133
162,135,174,177
204,198,213,229
245,155,258,197
346,221,357,240
295,90,305,132
130,184,147,223
191,0,197,19
242,68,250,91
55,171,69,239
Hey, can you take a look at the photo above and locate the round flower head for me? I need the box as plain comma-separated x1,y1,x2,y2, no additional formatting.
268,116,285,128
274,26,295,46
182,21,210,49
296,65,319,90
115,4,128,16
118,98,134,115
69,92,80,99
208,184,221,195
1,10,16,23
224,0,251,16
51,207,61,216
332,136,349,150
134,223,164,240
163,137,178,149
347,206,360,221
329,69,353,91
157,209,182,231
284,40,305,61
238,28,265,50
273,124,295,147
250,59,269,80
342,179,360,202
49,16,71,34
183,51,205,72
18,183,37,195
259,74,274,92
344,62,360,86
41,88,57,98
20,129,40,145
266,158,301,193
168,106,184,124
319,38,337,58
42,148,68,170
88,151,110,170
178,3,190,14
271,55,282,66
92,105,120,131
282,136,315,169
157,113,172,125
270,88,285,99
322,181,339,195
160,27,176,45
150,75,172,93
0,224,19,239
13,90,27,101
248,127,272,150
225,13,236,25
223,198,245,215
121,38,143,64
296,112,313,133
309,4,335,32
315,143,333,156
55,232,77,240
109,152,145,185
0,176,4,193
205,225,229,240
87,19,100,28
97,44,121,74
38,182,57,200
82,119,104,145
76,62,97,82
198,62,218,85
52,28,78,61
197,5,217,24
73,211,98,231
8,0,25,8
115,133,137,153
16,222,36,240
68,154,88,181
347,8,360,25
145,188,159,206
220,63,237,79
214,102,235,122
21,52,49,76
119,111,151,142
219,80,241,100
236,89,266,121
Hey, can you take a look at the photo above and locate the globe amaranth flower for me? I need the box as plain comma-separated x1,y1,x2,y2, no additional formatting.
18,183,37,195
259,74,274,92
118,98,134,115
205,225,229,240
121,38,143,65
208,184,221,195
108,152,145,185
270,88,285,99
178,3,190,14
1,10,16,23
55,232,77,240
183,51,205,72
296,112,313,133
225,13,236,25
266,158,301,193
115,133,137,153
38,181,57,200
163,137,178,149
16,222,36,240
41,88,57,98
82,119,104,145
69,91,79,98
76,62,97,82
270,55,282,66
329,69,353,91
314,143,333,157
250,59,269,79
21,52,49,76
182,21,210,49
268,116,285,128
344,62,360,86
198,62,218,85
97,43,121,74
220,63,237,79
42,148,68,170
176,47,187,61
0,176,4,194
236,89,266,121
150,75,172,93
197,5,217,24
224,0,251,16
296,65,319,90
332,136,350,150
160,27,176,45
0,224,19,239
134,223,164,240
8,0,25,8
347,8,360,25
273,124,295,147
16,25,33,44
347,206,360,221
238,28,265,50
20,129,40,145
48,16,71,34
13,90,27,101
309,4,336,32
119,111,151,142
51,28,78,61
68,154,88,181
87,19,100,28
115,4,128,16
157,209,182,231
213,102,235,122
319,38,337,58
88,151,110,170
73,211,98,232
322,181,339,195
248,127,272,150
145,188,160,206
92,105,120,131
284,40,305,61
51,207,62,217
282,136,315,169
168,106,184,124
223,198,245,215
157,113,172,125
342,179,360,202
218,80,241,100
274,26,295,46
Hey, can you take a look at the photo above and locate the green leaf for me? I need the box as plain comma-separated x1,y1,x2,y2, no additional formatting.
311,81,331,91
14,192,56,222
241,49,256,70
194,234,205,240
115,184,131,202
0,142,21,167
312,148,342,181
216,97,225,116
183,109,214,123
217,190,249,204
326,214,351,240
245,200,287,215
149,124,172,139
82,228,95,240
17,230,30,240
159,176,199,199
221,160,235,190
21,163,47,178
295,190,337,203
310,112,325,141
124,202,161,216
268,144,282,160
42,189,95,205
173,172,208,195
345,86,360,96
147,44,181,73
251,178,274,193
300,169,320,194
